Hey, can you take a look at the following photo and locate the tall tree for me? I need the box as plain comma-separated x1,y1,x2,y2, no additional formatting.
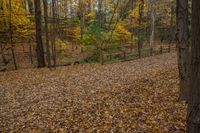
43,0,51,68
9,0,17,70
52,0,57,68
138,0,144,58
130,0,134,52
148,0,155,56
34,0,45,67
187,0,200,132
27,0,34,15
78,0,85,40
176,0,190,101
169,1,175,45
97,0,104,64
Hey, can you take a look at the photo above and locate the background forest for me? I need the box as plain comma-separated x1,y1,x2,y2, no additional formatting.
0,0,177,70
2,0,200,132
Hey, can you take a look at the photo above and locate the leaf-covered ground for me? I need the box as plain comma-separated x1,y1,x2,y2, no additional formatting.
0,53,186,132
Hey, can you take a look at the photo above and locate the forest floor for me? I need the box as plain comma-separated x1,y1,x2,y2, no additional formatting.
0,52,186,132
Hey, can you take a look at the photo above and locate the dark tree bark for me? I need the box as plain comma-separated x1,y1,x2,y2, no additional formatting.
148,0,155,56
130,0,134,52
138,0,144,58
78,0,85,40
43,0,51,68
97,0,104,65
187,0,200,132
169,2,175,45
29,39,33,65
34,0,45,67
52,0,57,68
9,0,17,70
176,0,190,101
27,0,34,15
97,0,103,29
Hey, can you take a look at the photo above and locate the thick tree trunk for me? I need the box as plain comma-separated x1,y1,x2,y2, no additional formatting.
187,0,200,132
34,0,45,67
43,0,51,68
176,0,190,101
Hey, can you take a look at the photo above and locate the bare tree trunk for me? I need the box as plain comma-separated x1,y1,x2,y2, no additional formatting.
79,0,85,40
9,0,17,70
97,0,104,65
148,0,155,56
176,0,190,101
169,3,175,45
187,0,200,132
88,0,92,13
52,0,57,68
29,40,33,65
138,0,144,58
0,43,9,65
34,0,46,67
130,0,134,52
27,0,34,15
43,0,51,69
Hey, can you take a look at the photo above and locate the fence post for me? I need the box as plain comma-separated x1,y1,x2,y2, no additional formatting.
168,45,171,53
123,51,126,60
160,46,163,54
138,48,141,58
150,47,153,56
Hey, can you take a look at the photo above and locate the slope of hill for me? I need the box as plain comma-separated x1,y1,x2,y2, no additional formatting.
0,52,186,132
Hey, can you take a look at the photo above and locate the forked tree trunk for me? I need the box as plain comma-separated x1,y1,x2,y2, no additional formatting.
176,0,190,101
187,0,200,132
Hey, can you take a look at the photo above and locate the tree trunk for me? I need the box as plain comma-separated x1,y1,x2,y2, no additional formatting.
169,3,175,45
176,0,190,101
138,0,144,58
148,0,155,56
9,0,17,70
97,0,104,65
43,0,51,69
34,0,45,67
29,40,33,65
52,0,57,68
130,0,134,52
187,0,200,132
27,0,34,15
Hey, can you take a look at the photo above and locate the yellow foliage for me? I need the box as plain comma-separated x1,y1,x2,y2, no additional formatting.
130,0,148,28
114,24,131,42
0,0,31,38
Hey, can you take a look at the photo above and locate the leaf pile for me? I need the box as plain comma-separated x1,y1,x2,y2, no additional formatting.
0,53,186,132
